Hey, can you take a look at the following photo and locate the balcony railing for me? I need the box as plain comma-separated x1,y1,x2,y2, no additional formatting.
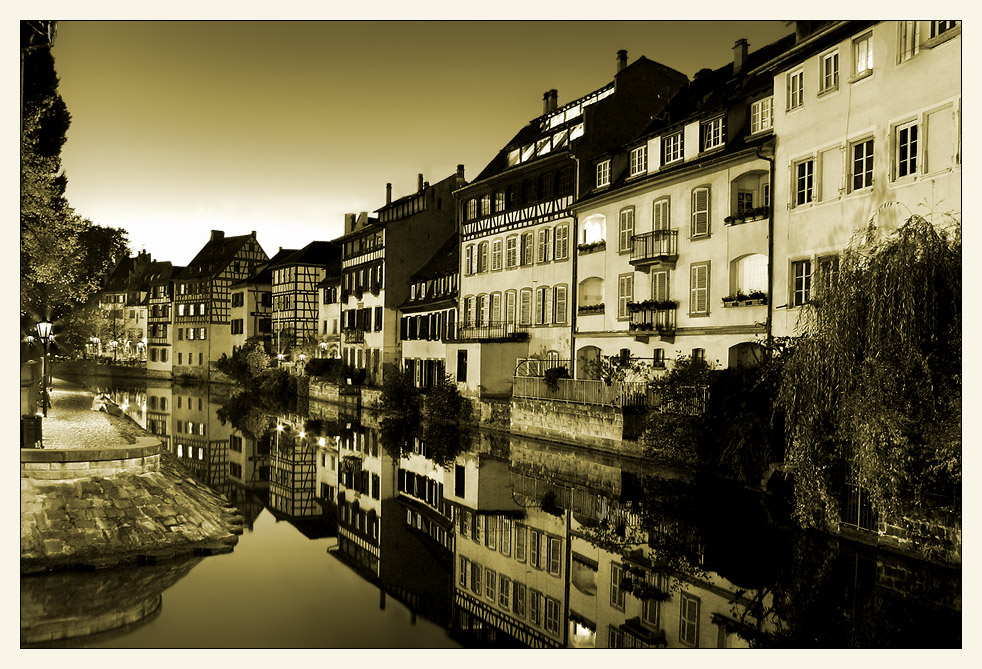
514,357,572,378
343,329,365,343
512,377,658,408
628,301,677,335
448,320,529,343
630,229,678,267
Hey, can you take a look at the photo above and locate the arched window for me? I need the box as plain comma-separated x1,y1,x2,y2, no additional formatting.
581,215,606,245
477,242,489,273
730,253,768,295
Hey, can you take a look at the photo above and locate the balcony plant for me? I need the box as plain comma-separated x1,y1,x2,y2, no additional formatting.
544,365,570,391
578,303,605,315
577,240,606,254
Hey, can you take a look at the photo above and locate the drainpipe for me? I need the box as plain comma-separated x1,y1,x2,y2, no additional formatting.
756,148,775,355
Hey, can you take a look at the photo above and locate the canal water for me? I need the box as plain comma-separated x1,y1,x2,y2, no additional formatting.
21,375,961,649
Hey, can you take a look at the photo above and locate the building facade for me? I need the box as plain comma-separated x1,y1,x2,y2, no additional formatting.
270,241,342,361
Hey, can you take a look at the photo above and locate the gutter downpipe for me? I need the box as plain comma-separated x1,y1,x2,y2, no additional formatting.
756,147,775,356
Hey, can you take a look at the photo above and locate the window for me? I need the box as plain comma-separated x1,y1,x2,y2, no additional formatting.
456,350,467,382
925,105,956,173
609,627,624,648
458,556,469,587
701,116,725,151
466,198,478,220
499,576,511,609
464,244,474,275
691,186,710,237
536,228,552,263
521,231,534,266
610,563,625,609
519,289,532,326
515,523,527,562
534,286,549,325
787,69,804,110
553,286,567,325
663,131,683,164
898,21,920,62
491,239,502,271
485,569,496,600
750,96,773,133
652,269,670,302
690,262,709,315
529,529,542,568
545,598,561,635
513,582,527,617
679,593,700,646
629,145,647,176
851,138,874,190
816,254,840,301
476,242,489,273
547,536,562,576
652,197,670,231
854,32,873,77
480,194,491,217
794,159,815,206
500,517,512,555
494,191,505,212
733,254,767,295
529,590,542,627
505,290,517,325
896,121,918,178
931,21,958,39
554,224,569,260
820,50,839,93
618,208,634,252
596,160,610,187
471,563,482,595
791,259,812,307
505,235,518,268
617,274,634,319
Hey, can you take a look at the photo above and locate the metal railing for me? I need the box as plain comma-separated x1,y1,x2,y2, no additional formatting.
630,229,678,264
343,329,365,343
448,320,529,342
512,376,658,408
514,357,572,378
629,306,677,334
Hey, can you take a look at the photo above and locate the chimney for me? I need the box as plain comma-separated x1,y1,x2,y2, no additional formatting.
210,230,224,242
616,49,628,73
457,164,465,179
543,90,557,114
733,38,749,74
344,213,355,233
251,230,256,238
386,183,392,205
418,173,424,192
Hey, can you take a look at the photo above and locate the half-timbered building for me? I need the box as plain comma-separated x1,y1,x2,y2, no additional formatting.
269,241,341,361
172,230,268,379
316,272,342,359
145,261,181,376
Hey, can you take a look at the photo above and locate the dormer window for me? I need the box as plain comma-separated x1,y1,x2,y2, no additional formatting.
701,116,725,151
629,146,647,176
663,131,683,164
596,160,610,188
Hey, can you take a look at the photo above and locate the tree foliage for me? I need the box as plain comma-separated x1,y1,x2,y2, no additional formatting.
776,214,961,528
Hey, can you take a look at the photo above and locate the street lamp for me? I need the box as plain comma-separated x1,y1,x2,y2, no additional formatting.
35,321,52,417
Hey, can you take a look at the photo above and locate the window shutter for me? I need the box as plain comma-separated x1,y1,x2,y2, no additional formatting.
619,209,634,251
653,270,669,302
653,198,670,231
544,287,553,325
520,289,532,325
691,187,710,236
554,286,567,324
690,264,708,314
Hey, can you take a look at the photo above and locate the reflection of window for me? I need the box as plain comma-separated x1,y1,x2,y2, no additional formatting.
680,593,700,647
610,563,626,609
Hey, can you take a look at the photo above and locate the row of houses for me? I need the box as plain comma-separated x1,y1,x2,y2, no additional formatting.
97,20,961,399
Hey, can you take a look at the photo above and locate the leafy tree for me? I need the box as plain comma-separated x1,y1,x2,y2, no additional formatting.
776,214,961,528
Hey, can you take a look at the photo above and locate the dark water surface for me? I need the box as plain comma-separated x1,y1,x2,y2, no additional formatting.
22,374,961,649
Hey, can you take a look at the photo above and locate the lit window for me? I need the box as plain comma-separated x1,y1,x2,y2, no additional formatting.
794,159,815,206
854,32,873,77
896,121,918,178
787,69,804,110
851,138,874,190
629,145,647,176
820,50,839,93
596,160,610,188
466,198,478,220
750,97,773,133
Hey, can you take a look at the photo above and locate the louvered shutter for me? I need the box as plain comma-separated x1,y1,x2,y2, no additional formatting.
690,264,708,314
691,187,710,237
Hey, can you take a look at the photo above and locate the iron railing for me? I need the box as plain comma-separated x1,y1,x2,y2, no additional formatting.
630,229,678,265
448,320,529,342
512,377,658,408
514,357,572,378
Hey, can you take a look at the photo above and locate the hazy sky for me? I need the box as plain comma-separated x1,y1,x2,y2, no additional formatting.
52,20,793,266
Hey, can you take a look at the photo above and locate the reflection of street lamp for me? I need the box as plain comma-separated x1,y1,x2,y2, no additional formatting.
35,321,52,417
319,341,327,358
277,353,285,368
276,422,283,450
298,353,305,373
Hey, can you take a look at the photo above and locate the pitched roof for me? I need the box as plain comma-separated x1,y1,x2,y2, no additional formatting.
268,240,341,269
176,233,255,281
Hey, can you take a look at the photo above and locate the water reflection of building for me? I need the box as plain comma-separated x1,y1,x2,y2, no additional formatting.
268,421,320,518
227,428,271,492
335,422,390,575
169,384,231,489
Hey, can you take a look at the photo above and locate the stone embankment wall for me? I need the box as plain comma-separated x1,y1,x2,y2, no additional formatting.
510,398,642,456
21,445,243,573
877,508,962,566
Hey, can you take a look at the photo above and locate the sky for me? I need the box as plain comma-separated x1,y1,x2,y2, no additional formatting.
51,19,794,266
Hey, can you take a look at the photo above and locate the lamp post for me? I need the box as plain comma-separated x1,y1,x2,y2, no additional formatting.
35,321,52,417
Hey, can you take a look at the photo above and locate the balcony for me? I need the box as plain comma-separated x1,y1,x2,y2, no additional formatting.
627,300,677,340
343,329,365,343
447,320,529,343
630,230,678,269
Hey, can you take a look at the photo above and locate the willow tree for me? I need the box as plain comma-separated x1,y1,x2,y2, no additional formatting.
777,213,961,528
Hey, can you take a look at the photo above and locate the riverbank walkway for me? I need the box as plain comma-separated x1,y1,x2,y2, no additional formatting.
39,377,146,449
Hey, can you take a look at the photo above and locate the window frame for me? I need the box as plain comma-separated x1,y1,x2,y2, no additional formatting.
850,137,874,191
819,49,839,94
505,235,518,268
791,258,813,307
690,186,710,238
787,69,804,111
596,160,611,188
618,207,635,253
617,273,634,320
793,157,815,207
553,224,569,261
663,131,683,164
700,116,725,151
895,119,919,179
750,96,774,134
689,261,710,316
853,31,874,79
898,21,920,62
629,145,647,176
679,592,701,647
610,563,626,610
491,238,503,272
